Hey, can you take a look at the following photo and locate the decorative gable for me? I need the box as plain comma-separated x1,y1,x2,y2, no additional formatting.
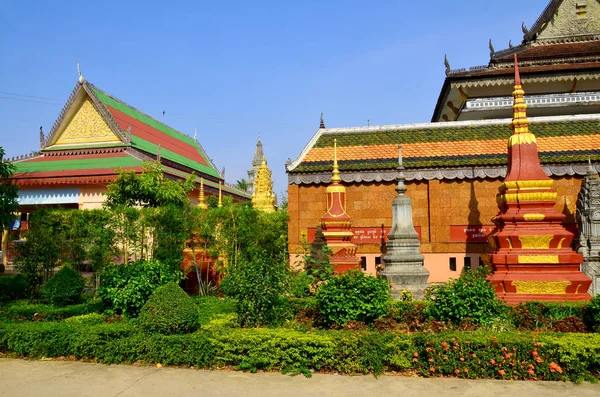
52,97,121,147
536,0,600,41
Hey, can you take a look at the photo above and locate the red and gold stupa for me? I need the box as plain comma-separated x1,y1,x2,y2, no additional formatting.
320,139,361,274
488,55,591,304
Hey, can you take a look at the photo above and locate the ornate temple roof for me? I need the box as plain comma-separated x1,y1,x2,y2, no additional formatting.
286,114,600,185
434,0,600,122
11,79,250,199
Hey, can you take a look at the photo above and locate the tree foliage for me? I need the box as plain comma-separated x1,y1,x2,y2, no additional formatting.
0,146,18,234
104,160,194,209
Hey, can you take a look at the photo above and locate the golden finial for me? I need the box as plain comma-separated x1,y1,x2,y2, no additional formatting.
331,138,341,184
198,178,208,209
511,55,531,135
218,181,222,208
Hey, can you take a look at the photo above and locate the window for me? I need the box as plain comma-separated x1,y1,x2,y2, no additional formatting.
361,256,367,271
464,257,472,271
449,257,457,272
375,256,382,266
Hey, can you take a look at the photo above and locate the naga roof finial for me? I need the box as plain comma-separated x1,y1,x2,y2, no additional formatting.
489,39,495,57
444,54,451,76
77,60,85,84
522,21,529,36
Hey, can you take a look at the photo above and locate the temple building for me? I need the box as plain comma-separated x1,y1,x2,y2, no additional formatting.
9,75,250,211
287,0,600,281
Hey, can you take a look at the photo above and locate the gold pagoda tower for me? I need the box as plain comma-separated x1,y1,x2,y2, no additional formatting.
252,157,276,212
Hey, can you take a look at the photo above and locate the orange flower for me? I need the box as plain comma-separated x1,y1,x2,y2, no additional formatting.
443,356,449,361
426,348,432,353
454,369,461,375
412,358,418,363
549,362,563,374
464,368,469,373
490,359,496,365
430,367,436,372
441,342,449,348
460,357,465,362
413,352,419,357
498,369,506,376
428,358,434,362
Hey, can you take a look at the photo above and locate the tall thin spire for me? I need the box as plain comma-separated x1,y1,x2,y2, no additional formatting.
320,113,325,129
198,177,208,210
331,138,341,184
396,144,407,195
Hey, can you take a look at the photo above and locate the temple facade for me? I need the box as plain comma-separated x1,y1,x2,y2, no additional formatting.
287,0,600,281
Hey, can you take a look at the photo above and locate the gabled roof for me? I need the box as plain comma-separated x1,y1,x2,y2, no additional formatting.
39,80,221,179
524,0,565,42
287,114,600,180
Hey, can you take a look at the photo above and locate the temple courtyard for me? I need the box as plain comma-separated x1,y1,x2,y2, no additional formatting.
1,358,599,397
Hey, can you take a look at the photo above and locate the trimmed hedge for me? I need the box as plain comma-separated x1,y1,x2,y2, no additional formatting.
412,331,600,382
1,300,103,321
0,321,410,376
1,320,599,381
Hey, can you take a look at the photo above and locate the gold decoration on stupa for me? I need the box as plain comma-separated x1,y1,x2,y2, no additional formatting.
197,178,208,209
252,157,276,212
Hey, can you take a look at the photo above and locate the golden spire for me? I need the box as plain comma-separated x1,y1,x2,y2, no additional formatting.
252,156,275,212
509,54,536,147
331,138,341,184
197,177,208,210
218,181,222,208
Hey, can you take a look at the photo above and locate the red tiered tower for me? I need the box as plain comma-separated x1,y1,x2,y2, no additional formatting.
488,55,591,304
320,139,361,274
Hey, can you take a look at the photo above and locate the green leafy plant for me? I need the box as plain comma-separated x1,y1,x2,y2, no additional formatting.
316,270,391,327
0,146,18,274
64,313,106,325
584,294,600,332
220,252,288,327
424,267,507,326
41,266,85,306
138,282,199,335
2,299,103,321
98,260,184,318
0,274,28,302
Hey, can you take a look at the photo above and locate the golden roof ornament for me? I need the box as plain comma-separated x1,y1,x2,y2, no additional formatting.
218,181,222,208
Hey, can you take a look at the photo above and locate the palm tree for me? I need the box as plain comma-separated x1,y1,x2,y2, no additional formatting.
236,178,249,193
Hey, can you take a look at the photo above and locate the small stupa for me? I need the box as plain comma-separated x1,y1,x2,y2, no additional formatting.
487,55,591,303
252,157,276,212
380,145,429,299
197,177,208,210
319,139,361,273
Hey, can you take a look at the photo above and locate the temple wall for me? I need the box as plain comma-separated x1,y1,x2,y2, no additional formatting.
288,175,584,282
79,185,107,209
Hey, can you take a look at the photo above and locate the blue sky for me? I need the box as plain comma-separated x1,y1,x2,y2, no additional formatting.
1,0,548,197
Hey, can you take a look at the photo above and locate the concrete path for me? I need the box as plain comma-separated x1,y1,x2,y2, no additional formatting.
1,358,599,397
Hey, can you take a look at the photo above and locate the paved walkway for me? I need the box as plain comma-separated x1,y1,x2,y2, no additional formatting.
1,358,599,397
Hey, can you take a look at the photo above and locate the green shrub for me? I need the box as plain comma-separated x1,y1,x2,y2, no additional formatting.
220,254,288,327
287,271,314,298
138,282,199,335
584,294,600,332
202,313,240,331
64,313,106,325
98,260,183,317
41,266,85,306
0,274,28,302
2,299,103,321
194,296,236,325
424,268,507,326
316,271,390,327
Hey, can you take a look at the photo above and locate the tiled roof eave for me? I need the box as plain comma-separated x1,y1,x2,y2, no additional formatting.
288,163,598,185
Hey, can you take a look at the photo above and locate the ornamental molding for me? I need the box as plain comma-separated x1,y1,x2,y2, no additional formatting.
288,163,598,185
451,72,600,89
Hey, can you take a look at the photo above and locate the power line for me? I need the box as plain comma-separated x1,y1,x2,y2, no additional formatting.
0,96,61,105
0,91,59,101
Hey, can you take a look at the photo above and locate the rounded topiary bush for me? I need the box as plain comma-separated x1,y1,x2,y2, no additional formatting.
316,270,391,326
42,266,85,306
137,282,199,335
